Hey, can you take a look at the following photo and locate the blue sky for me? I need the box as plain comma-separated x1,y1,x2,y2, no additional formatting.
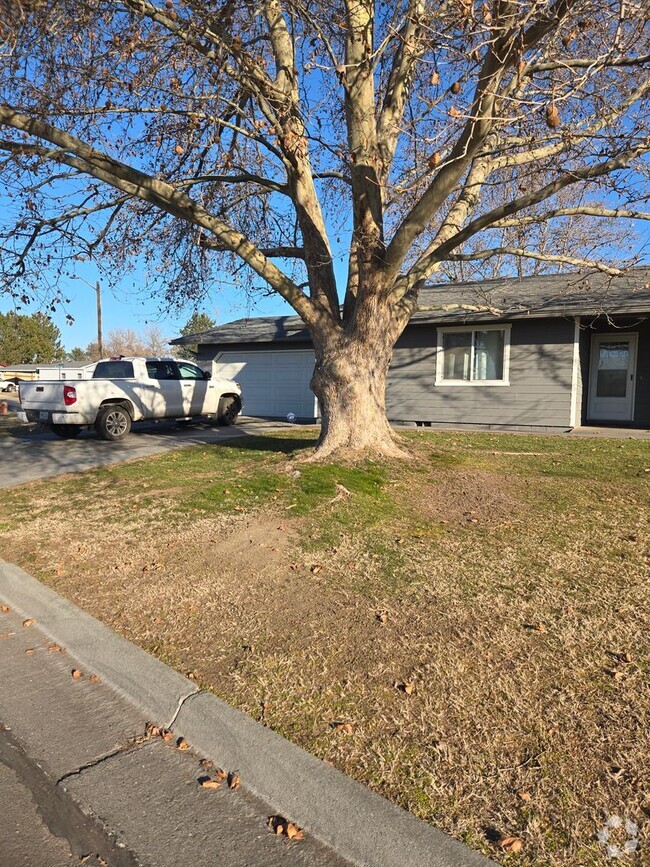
0,260,298,352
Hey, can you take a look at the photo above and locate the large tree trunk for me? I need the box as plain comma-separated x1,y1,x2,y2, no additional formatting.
309,304,409,461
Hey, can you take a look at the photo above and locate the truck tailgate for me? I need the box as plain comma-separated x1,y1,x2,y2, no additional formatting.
19,382,67,411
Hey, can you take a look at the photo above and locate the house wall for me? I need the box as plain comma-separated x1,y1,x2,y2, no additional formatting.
579,317,650,426
199,320,577,428
385,319,576,428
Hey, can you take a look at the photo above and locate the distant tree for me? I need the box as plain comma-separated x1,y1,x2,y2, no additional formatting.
0,311,64,364
66,345,93,363
100,325,170,358
178,312,216,357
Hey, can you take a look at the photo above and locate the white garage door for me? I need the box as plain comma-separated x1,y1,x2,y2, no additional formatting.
213,350,317,419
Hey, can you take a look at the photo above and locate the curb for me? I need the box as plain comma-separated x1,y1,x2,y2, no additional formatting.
0,559,494,867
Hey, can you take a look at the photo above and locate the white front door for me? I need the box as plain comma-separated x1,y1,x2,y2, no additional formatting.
588,333,637,422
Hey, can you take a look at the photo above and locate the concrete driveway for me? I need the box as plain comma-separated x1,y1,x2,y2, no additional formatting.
0,417,298,489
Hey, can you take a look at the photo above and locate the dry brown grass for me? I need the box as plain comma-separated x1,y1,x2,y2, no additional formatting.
0,430,648,865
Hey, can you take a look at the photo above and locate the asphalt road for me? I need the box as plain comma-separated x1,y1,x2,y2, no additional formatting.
0,414,297,489
0,761,88,867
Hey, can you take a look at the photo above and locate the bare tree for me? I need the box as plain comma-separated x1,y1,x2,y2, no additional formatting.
92,325,169,357
0,0,648,457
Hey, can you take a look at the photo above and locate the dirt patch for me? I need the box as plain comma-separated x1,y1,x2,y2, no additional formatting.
418,468,531,527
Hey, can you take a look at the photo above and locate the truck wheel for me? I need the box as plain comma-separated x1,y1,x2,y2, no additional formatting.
95,405,132,441
51,424,83,439
216,396,240,426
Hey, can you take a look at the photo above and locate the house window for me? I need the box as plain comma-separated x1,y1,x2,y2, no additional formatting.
436,326,510,385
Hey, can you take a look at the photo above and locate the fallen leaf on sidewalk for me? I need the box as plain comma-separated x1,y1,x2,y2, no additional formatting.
145,722,162,738
162,730,174,742
22,619,35,628
267,816,304,840
71,669,83,680
0,632,16,639
199,777,221,790
89,674,101,684
48,644,64,653
176,737,189,750
1,605,10,612
24,648,35,654
228,772,240,790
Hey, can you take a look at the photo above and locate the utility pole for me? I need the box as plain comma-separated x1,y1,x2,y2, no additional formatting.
96,280,103,359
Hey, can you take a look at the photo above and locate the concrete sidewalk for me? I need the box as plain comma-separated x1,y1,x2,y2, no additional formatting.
0,560,493,867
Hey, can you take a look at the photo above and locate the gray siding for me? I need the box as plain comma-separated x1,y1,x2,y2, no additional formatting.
386,319,576,428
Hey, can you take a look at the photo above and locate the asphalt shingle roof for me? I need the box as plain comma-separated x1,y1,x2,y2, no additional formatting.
171,267,650,346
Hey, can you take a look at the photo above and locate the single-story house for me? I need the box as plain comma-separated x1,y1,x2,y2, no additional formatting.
0,362,96,382
171,268,650,431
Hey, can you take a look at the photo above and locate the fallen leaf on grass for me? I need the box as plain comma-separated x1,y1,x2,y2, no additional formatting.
396,681,415,695
376,612,388,624
310,564,323,574
228,772,240,790
22,619,35,628
333,722,353,734
71,669,83,680
498,836,524,854
177,737,189,750
199,777,221,790
517,790,532,802
268,816,304,840
1,604,10,612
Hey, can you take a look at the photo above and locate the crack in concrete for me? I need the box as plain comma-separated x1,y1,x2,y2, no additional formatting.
166,686,201,731
56,734,151,786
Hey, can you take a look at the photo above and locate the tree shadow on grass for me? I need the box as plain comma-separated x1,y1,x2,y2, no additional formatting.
224,434,317,455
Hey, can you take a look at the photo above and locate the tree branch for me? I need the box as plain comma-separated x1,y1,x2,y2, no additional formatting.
493,206,650,227
0,105,321,325
444,247,625,276
400,140,650,292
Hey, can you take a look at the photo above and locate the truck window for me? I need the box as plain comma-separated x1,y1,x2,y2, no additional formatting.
146,360,178,380
176,362,205,380
93,361,135,379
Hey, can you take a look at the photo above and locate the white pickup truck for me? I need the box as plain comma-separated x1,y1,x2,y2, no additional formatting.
17,357,242,441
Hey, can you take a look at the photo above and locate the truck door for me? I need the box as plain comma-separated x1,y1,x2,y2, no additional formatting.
176,361,212,416
144,360,184,417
